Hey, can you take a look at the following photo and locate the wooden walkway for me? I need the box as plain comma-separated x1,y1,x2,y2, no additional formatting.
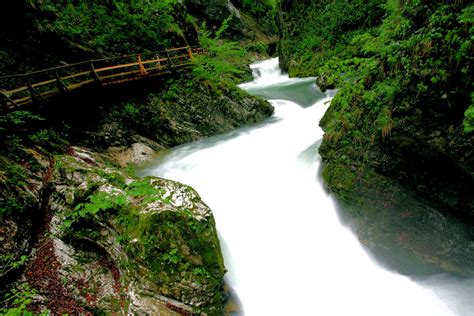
0,46,202,110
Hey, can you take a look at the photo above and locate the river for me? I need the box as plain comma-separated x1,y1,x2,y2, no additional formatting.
139,58,473,315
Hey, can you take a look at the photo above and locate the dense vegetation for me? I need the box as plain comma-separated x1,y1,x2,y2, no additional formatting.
0,0,191,75
279,0,473,275
280,0,473,212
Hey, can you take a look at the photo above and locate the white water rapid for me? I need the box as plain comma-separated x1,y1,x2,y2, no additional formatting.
140,58,473,315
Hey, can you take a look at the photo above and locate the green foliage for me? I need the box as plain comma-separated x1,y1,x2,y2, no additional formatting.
0,110,66,159
126,179,167,200
96,169,126,189
62,191,128,231
36,0,184,55
282,0,473,151
0,111,43,127
0,111,45,149
122,103,140,120
214,15,234,40
0,198,25,217
4,164,28,187
234,0,279,35
281,0,384,58
247,41,268,54
192,18,248,87
464,98,474,134
192,267,210,278
0,254,28,280
0,283,38,315
28,129,65,149
162,248,182,265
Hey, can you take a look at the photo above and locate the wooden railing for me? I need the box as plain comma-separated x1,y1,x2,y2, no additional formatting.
0,46,202,110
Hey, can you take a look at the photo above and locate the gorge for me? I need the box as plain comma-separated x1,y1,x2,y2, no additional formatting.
139,57,474,315
1,1,473,315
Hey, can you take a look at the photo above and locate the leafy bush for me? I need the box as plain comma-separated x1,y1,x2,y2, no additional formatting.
282,0,473,147
62,191,128,231
0,283,39,316
192,17,248,87
233,0,278,34
36,0,185,55
464,101,474,134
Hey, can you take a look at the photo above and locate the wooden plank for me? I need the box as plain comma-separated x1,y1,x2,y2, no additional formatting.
95,55,189,74
102,70,172,86
11,95,32,104
140,58,168,65
40,87,62,97
99,69,141,80
164,46,190,52
187,47,193,60
140,65,166,72
68,79,96,90
95,62,141,73
6,85,29,94
167,54,192,61
100,62,189,80
31,78,57,89
165,50,174,66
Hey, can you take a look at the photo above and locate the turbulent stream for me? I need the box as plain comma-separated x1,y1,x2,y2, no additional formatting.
139,58,473,315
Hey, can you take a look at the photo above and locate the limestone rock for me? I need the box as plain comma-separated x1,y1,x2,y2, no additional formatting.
45,147,226,314
108,143,155,167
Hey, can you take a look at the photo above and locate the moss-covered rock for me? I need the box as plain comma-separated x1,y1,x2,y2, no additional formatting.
6,146,227,314
70,76,274,151
319,151,474,277
279,0,474,277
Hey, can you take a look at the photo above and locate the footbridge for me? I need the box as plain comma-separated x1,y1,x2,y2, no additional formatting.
0,46,202,110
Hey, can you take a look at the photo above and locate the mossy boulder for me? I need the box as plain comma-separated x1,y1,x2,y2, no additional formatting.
29,146,228,314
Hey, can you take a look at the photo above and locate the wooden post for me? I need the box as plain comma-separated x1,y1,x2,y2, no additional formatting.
165,50,174,71
0,90,16,109
187,47,193,61
28,82,45,103
56,72,69,92
138,54,148,75
90,62,101,83
155,55,162,69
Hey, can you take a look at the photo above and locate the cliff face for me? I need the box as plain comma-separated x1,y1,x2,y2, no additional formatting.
52,76,274,152
278,1,474,276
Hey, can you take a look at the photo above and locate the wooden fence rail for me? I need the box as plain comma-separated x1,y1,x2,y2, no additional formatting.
0,46,202,110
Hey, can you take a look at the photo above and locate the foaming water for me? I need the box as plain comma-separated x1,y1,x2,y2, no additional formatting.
139,58,472,315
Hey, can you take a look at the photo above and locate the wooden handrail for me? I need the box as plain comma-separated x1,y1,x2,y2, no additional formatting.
0,46,202,110
0,46,196,79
